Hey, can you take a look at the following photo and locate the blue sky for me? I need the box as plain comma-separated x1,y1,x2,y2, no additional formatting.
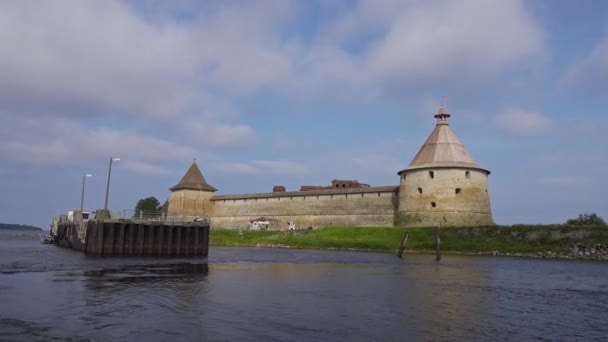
0,0,607,228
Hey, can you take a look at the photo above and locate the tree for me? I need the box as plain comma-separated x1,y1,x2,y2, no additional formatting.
134,196,161,217
565,213,606,226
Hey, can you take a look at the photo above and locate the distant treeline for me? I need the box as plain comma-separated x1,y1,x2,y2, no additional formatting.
0,223,43,231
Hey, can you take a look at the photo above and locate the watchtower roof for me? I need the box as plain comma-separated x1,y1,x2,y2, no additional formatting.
170,162,217,192
398,105,490,175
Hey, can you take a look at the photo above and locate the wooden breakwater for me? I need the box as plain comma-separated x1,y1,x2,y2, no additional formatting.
54,220,209,257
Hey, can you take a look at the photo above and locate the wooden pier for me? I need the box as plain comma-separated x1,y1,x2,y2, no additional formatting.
54,220,209,257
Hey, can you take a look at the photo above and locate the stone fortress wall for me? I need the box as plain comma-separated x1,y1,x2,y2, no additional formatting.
209,186,398,229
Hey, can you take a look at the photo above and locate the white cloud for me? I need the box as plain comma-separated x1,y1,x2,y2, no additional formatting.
86,128,198,162
0,0,546,122
121,160,171,176
213,160,308,176
495,109,554,136
285,0,545,99
0,0,548,175
540,177,591,186
560,35,608,93
0,1,199,119
181,120,258,148
250,160,308,175
213,162,258,175
0,115,199,174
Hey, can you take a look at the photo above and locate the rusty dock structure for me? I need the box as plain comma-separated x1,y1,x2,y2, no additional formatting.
53,219,209,257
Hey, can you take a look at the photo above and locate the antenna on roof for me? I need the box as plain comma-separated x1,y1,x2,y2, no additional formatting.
435,96,451,125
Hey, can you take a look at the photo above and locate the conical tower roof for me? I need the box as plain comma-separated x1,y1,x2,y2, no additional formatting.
398,105,490,175
170,162,217,192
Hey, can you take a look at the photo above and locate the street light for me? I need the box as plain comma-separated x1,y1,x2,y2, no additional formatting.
103,157,120,210
80,173,92,212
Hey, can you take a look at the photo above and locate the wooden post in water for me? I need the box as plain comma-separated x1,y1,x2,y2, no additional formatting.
397,232,409,258
116,223,126,256
175,226,182,256
158,224,165,256
127,223,135,256
137,223,145,256
194,226,201,257
96,221,104,257
435,226,441,261
166,226,174,257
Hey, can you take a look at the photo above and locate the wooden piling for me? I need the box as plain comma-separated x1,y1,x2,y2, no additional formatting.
175,227,182,256
397,231,409,258
166,226,174,257
202,226,209,256
56,220,209,258
435,226,441,261
137,223,145,256
146,225,154,256
127,223,135,256
193,227,200,256
184,227,191,257
158,225,166,256
96,221,104,257
116,223,126,256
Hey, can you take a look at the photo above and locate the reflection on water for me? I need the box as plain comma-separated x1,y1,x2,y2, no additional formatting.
82,263,209,286
1,232,608,341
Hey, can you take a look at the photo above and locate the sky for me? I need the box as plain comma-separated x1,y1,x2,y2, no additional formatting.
1,0,607,228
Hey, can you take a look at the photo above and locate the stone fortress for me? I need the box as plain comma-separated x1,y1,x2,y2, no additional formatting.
166,105,494,229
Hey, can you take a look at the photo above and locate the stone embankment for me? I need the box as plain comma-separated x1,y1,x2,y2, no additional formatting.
454,243,608,260
565,243,608,260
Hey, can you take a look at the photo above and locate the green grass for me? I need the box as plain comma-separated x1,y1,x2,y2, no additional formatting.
210,225,608,255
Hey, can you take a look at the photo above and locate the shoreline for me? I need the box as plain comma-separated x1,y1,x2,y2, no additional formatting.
210,242,608,261
209,225,608,261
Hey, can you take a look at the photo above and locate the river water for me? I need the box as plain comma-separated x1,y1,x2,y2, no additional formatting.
0,231,607,341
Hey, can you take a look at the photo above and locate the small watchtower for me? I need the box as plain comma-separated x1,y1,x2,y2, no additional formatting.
396,104,494,227
167,161,217,220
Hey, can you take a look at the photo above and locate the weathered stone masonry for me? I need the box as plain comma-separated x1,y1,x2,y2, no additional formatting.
210,186,398,229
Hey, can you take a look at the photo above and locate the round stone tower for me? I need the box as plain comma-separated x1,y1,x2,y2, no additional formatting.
396,105,494,227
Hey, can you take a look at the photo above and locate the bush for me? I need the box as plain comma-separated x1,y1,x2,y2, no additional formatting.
565,213,606,226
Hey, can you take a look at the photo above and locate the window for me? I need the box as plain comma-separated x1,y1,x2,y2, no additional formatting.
417,187,423,194
465,171,471,179
429,171,435,179
431,202,436,208
455,188,462,195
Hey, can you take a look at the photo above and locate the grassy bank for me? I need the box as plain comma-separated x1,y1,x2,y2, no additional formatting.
210,225,608,258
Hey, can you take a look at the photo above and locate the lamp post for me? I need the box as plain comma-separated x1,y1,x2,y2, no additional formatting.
103,157,120,210
80,173,92,212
